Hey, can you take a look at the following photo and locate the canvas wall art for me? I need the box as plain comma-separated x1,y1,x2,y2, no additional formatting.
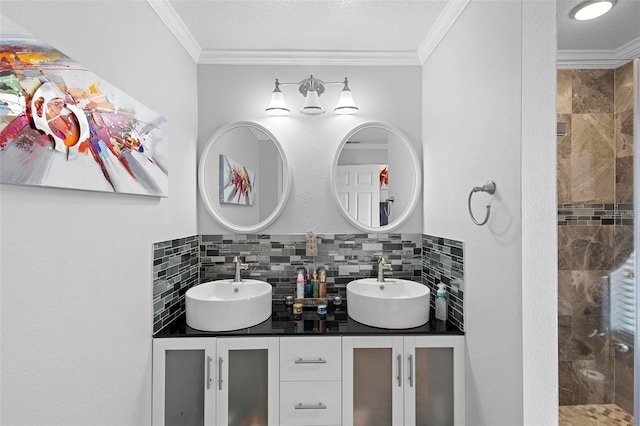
219,154,255,205
0,16,168,197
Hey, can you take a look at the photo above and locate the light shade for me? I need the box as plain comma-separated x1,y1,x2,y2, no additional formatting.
300,88,325,115
265,79,290,115
570,0,617,20
334,79,358,115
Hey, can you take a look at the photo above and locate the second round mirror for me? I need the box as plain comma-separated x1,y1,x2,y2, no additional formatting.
331,122,421,232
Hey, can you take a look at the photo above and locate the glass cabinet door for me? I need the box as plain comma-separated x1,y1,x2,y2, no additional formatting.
404,336,465,426
152,338,216,426
216,337,280,426
343,336,404,426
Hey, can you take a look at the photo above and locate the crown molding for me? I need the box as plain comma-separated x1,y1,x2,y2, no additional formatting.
557,36,640,69
417,0,470,64
146,0,201,63
198,49,420,66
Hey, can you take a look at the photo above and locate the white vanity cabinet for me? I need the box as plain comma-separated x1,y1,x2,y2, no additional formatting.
152,338,217,426
216,337,280,426
342,335,465,426
279,336,342,426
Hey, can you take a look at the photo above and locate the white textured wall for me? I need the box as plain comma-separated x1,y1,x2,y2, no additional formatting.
422,1,557,424
0,2,198,425
197,65,423,234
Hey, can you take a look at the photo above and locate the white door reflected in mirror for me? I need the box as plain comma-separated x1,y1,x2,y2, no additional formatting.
331,122,421,232
199,121,291,233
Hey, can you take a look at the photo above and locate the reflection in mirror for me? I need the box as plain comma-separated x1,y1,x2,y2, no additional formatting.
332,122,421,232
199,122,291,233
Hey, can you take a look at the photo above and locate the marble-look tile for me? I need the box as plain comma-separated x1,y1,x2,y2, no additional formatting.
565,226,613,271
572,69,614,114
571,271,608,317
615,155,633,204
558,270,574,315
614,60,634,114
571,114,614,158
558,69,573,114
558,113,572,158
558,315,573,361
559,360,578,405
558,157,572,203
570,153,614,203
572,358,614,404
558,226,572,270
616,109,634,158
614,349,635,415
571,314,610,359
613,225,634,268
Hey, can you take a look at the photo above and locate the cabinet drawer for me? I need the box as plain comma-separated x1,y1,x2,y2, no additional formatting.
280,337,341,381
280,381,342,426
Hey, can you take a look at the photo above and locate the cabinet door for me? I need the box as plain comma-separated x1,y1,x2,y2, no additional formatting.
404,336,465,426
152,338,216,426
216,337,280,426
342,336,404,426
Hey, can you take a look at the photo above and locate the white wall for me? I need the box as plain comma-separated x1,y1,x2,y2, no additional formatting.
0,2,198,425
422,1,557,425
197,65,423,234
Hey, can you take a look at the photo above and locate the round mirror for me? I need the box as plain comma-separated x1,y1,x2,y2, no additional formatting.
331,122,421,232
198,121,291,233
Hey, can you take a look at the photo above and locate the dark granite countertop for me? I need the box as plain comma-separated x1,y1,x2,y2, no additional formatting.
154,301,464,337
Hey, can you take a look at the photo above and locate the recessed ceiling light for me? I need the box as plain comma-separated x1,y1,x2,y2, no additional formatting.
570,0,617,20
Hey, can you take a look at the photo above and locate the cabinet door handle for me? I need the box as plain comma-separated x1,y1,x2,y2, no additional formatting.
206,356,212,390
397,354,402,387
218,357,223,391
295,403,327,410
408,354,414,387
294,358,327,364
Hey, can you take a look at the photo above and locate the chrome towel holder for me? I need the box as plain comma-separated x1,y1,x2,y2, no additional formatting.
468,181,496,226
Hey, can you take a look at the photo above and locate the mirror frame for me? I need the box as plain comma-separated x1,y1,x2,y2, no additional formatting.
198,121,292,233
330,121,421,233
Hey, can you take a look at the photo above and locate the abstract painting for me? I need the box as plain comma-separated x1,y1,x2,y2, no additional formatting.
0,16,168,197
219,154,255,205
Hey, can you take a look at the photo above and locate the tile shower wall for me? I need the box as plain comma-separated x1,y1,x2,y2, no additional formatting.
422,235,465,331
557,63,635,413
152,235,199,334
199,233,423,300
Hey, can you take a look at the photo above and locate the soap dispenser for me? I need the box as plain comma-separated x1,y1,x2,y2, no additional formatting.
435,283,448,321
296,270,305,299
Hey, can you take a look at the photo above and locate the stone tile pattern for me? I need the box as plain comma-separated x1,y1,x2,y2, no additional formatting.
200,233,424,302
422,235,464,332
557,64,635,413
559,404,633,426
152,236,199,335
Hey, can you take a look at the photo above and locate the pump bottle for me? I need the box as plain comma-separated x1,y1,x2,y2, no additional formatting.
435,283,448,321
296,271,305,299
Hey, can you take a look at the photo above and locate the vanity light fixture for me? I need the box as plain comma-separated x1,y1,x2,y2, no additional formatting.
265,75,358,116
570,0,617,20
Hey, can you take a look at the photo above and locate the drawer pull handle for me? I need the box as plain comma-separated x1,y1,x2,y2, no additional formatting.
397,354,402,387
295,403,327,410
294,358,327,364
206,356,212,390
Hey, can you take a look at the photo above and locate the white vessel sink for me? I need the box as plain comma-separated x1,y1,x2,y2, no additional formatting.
346,278,431,329
186,279,272,331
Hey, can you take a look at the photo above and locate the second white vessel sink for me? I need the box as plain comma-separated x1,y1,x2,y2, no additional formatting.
186,279,272,331
346,278,431,329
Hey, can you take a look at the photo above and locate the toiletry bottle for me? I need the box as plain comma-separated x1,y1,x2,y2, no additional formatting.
312,269,319,298
435,283,448,321
319,269,327,298
296,271,305,299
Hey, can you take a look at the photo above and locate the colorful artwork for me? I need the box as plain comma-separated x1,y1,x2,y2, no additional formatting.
219,154,255,205
0,16,168,196
379,164,388,189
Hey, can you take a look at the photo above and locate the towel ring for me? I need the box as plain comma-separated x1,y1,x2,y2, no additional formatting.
468,181,496,226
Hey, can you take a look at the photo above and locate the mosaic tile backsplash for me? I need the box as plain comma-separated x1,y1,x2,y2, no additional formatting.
152,235,199,334
152,233,465,335
422,235,465,331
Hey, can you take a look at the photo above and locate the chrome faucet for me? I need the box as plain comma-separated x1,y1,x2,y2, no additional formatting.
233,256,249,282
377,257,393,282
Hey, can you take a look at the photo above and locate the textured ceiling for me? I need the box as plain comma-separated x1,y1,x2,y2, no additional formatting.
557,0,640,51
169,0,448,53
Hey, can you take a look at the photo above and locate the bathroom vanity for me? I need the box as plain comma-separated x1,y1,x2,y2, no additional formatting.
152,302,465,426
